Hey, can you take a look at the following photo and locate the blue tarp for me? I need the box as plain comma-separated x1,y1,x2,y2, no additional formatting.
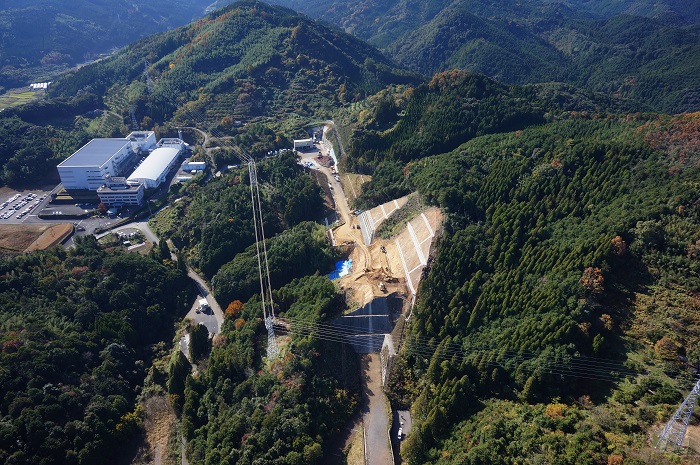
329,259,352,280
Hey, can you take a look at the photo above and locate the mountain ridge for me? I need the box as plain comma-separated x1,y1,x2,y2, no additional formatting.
268,0,700,113
0,0,236,90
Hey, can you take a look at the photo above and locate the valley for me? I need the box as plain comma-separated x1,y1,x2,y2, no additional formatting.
1,1,700,465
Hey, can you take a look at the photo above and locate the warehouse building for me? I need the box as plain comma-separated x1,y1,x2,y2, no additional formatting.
97,176,145,206
126,131,157,154
57,138,136,190
293,138,313,151
127,138,185,189
181,159,207,172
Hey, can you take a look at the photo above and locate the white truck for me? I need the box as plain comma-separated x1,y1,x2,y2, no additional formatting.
198,298,211,314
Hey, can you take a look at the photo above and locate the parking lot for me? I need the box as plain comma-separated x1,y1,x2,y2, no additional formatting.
0,192,46,221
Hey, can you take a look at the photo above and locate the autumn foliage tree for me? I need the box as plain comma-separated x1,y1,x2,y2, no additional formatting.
225,299,244,318
579,267,604,297
611,235,627,257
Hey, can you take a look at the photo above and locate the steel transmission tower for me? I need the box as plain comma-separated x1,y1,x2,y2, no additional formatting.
238,147,279,360
141,61,279,360
144,59,154,95
129,105,139,130
656,376,700,452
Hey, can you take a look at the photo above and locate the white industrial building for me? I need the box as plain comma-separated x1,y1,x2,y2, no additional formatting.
181,159,207,172
126,131,156,154
293,139,313,151
127,138,185,189
57,139,136,190
97,176,145,206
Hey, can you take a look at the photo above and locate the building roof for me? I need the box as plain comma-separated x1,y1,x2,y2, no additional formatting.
97,183,143,194
127,147,180,183
126,131,154,141
58,139,131,168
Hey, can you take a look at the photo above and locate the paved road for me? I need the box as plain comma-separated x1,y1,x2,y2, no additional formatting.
297,149,373,267
99,218,225,335
300,128,393,465
187,269,224,330
180,126,209,148
96,219,160,243
297,150,351,223
363,354,393,465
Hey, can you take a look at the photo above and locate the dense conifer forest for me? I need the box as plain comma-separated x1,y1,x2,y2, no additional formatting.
270,0,700,113
1,1,700,464
365,112,700,464
0,237,192,464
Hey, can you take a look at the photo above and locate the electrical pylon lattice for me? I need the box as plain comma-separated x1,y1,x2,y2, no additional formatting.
656,376,700,452
138,60,279,360
144,59,154,95
129,105,138,130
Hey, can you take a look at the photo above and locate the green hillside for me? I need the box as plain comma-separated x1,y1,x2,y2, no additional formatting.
49,0,419,130
1,1,700,464
269,0,700,113
0,238,192,465
340,70,638,181
353,111,700,465
0,0,231,90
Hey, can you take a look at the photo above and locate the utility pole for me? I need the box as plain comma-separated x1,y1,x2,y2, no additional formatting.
657,376,700,452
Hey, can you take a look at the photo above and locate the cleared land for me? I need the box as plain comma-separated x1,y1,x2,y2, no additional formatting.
339,172,370,207
0,223,73,255
0,88,39,110
332,192,442,309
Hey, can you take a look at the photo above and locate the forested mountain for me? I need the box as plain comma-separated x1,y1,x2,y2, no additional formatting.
183,275,358,464
352,109,700,464
0,0,419,186
0,237,192,464
49,0,419,129
150,151,331,280
1,0,699,464
340,70,637,179
270,0,700,29
0,0,233,90
268,0,700,113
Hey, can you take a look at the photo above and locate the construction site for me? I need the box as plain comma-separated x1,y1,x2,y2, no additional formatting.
295,143,443,465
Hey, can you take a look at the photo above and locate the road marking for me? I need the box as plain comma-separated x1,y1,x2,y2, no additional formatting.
408,263,423,274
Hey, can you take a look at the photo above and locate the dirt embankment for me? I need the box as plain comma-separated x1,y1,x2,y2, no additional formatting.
332,195,442,310
0,223,73,255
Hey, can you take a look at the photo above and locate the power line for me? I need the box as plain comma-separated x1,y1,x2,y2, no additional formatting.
144,58,279,359
282,316,641,374
274,316,645,383
657,376,700,453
